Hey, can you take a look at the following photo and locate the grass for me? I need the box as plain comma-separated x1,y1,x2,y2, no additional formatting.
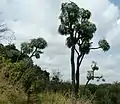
0,76,27,104
37,92,92,104
0,77,92,104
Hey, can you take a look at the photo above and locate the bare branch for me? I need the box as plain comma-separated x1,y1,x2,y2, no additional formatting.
30,47,37,58
94,76,102,79
79,54,85,66
90,47,100,50
75,47,79,55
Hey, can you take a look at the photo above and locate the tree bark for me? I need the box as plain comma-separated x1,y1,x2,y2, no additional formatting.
75,55,80,95
71,46,75,96
75,54,84,96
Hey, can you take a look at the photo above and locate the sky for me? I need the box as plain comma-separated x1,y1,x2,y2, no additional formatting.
111,0,120,5
0,0,120,84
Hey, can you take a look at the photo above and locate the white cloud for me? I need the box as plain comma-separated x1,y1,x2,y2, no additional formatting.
0,0,120,84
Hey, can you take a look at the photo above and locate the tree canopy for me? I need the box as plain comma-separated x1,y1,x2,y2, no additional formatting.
21,37,47,59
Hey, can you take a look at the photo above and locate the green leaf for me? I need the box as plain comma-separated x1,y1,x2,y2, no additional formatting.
58,25,68,35
21,42,32,54
81,9,91,19
30,37,47,49
35,51,40,59
98,39,110,51
66,36,74,48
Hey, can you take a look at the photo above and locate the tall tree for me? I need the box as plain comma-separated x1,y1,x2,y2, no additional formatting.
58,1,110,96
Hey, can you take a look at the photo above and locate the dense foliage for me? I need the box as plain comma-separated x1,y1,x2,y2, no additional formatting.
0,43,49,93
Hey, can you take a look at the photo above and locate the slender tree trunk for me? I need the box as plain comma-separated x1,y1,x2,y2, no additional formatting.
75,54,85,96
83,79,90,95
75,55,80,95
71,46,75,96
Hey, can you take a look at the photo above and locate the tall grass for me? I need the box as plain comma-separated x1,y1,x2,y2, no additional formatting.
37,92,92,104
0,76,27,104
0,77,92,104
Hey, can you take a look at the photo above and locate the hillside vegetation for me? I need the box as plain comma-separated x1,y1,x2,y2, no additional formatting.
0,44,120,104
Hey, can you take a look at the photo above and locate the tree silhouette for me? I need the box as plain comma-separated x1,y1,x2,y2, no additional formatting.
58,1,110,96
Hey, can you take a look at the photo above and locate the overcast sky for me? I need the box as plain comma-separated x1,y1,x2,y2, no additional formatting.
0,0,120,84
